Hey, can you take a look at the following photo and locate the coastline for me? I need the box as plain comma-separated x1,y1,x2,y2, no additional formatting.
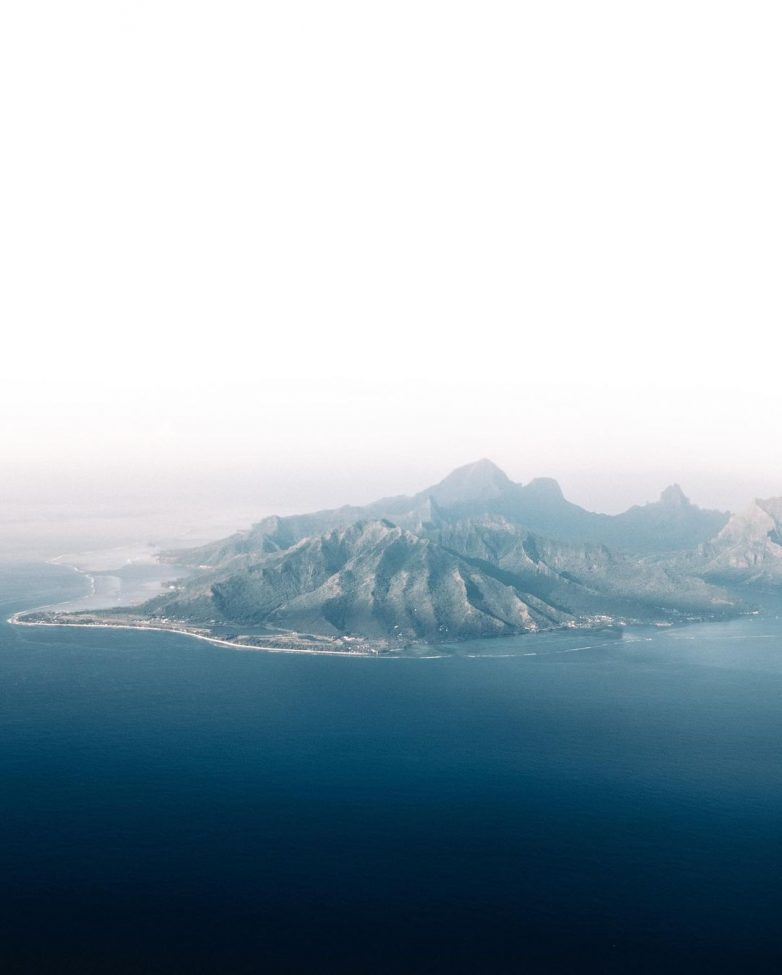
4,557,386,657
7,599,748,661
6,559,745,660
7,612,379,656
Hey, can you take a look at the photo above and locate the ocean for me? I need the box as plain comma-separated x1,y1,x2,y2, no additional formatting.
2,562,782,972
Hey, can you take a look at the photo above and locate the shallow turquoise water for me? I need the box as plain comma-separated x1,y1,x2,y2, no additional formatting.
2,563,782,972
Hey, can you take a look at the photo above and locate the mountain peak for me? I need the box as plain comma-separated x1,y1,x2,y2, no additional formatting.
757,497,782,523
427,459,512,506
523,477,565,502
659,484,690,507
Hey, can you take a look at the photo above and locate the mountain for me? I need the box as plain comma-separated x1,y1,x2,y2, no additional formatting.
602,484,730,554
408,464,728,553
426,516,728,619
422,458,513,505
81,460,753,650
693,498,782,584
167,461,727,569
141,513,736,647
146,519,575,641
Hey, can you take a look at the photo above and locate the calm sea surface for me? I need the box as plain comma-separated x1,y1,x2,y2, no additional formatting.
2,562,782,973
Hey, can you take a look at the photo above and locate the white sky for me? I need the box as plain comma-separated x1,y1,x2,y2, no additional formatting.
2,1,781,518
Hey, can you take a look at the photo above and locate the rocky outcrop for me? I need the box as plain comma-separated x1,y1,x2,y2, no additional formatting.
696,499,782,583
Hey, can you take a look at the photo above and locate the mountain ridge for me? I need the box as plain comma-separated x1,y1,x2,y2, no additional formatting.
120,460,752,649
43,460,781,652
692,498,782,584
166,460,729,570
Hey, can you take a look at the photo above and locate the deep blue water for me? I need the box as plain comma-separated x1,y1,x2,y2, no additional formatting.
3,564,782,973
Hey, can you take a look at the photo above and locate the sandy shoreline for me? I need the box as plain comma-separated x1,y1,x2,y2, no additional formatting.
8,556,378,657
7,612,381,657
7,558,674,661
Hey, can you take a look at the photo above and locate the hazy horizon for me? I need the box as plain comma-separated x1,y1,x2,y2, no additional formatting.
4,450,782,516
2,450,780,565
2,1,781,551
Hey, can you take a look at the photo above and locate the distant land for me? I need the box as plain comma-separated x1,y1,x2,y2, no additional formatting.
15,460,782,653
